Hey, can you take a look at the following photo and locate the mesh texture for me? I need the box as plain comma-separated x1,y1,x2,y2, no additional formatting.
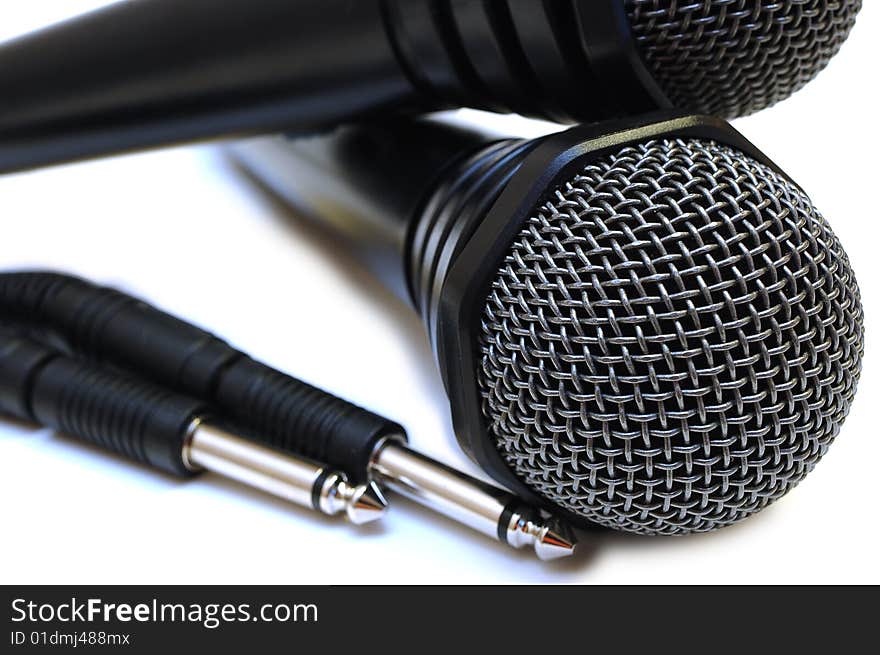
624,0,862,117
478,138,864,534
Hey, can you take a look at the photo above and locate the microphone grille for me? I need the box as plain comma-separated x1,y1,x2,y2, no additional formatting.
477,138,864,534
624,0,862,117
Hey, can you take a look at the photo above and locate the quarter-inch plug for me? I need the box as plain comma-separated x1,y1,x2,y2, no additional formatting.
0,332,386,525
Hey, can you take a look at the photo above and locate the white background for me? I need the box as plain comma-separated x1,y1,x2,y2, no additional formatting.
0,1,877,584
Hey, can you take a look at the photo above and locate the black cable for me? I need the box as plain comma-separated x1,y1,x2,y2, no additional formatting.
0,317,391,524
0,328,205,477
0,270,404,482
0,271,579,555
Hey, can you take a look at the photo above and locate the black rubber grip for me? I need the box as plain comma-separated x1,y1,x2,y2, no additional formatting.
0,272,404,481
0,272,237,398
213,357,400,481
0,332,205,477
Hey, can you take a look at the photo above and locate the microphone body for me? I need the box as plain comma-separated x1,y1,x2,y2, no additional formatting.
0,0,862,173
231,118,508,302
0,0,420,172
231,114,865,534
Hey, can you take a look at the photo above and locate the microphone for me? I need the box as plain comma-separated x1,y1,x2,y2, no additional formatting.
230,112,865,533
0,0,862,173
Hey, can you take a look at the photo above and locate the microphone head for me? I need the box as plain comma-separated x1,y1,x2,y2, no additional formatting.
231,113,864,535
624,0,862,117
455,124,864,534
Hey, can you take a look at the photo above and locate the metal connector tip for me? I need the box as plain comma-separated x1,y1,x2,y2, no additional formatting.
320,473,388,524
345,481,388,525
185,423,388,525
534,521,578,561
507,511,578,560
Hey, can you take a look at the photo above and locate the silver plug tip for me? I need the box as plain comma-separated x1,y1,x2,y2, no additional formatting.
507,512,578,560
184,422,388,525
372,440,579,559
345,481,388,525
534,521,578,561
320,474,388,524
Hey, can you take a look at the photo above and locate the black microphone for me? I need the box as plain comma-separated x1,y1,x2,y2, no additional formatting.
0,0,862,173
230,113,865,534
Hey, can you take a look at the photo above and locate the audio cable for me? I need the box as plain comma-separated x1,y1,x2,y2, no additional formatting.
0,329,388,524
0,272,577,560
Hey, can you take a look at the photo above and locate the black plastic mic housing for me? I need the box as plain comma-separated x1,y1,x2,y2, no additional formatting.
0,0,862,173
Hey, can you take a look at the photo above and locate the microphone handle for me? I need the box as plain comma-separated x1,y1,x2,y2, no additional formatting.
230,119,535,311
0,0,661,173
0,0,418,173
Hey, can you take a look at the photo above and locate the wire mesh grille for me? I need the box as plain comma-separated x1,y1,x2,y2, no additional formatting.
624,0,862,117
478,138,864,534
